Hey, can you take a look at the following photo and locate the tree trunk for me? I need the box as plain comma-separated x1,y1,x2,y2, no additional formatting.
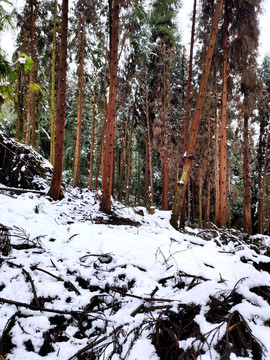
100,0,121,212
16,63,26,141
145,80,154,214
204,117,211,227
118,93,131,201
170,0,223,229
243,111,252,234
258,116,270,234
89,72,97,190
180,0,197,227
95,37,108,190
199,168,203,228
49,0,69,200
144,140,149,207
218,0,228,228
50,0,57,166
125,91,136,206
214,102,220,224
73,24,85,187
162,43,168,210
25,0,36,149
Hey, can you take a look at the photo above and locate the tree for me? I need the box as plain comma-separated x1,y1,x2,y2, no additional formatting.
170,0,223,230
49,0,69,200
100,0,122,212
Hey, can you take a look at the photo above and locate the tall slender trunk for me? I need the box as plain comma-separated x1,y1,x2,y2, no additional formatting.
204,117,211,227
118,94,131,201
170,0,223,229
125,90,136,206
162,43,168,210
73,24,85,187
16,63,25,141
89,72,97,190
50,0,57,166
243,111,252,234
146,80,154,214
199,168,203,228
95,38,108,190
49,0,69,200
218,0,228,228
259,120,270,233
144,140,149,207
180,0,197,226
100,0,121,212
214,101,220,224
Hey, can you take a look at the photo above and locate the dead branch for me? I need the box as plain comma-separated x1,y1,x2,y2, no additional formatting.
0,296,102,316
31,266,81,295
22,268,41,308
110,287,194,307
0,187,46,195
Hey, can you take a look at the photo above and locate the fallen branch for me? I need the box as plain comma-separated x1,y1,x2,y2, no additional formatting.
22,268,41,308
31,266,81,295
110,287,194,307
0,187,46,195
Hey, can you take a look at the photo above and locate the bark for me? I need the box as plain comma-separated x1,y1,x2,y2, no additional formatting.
258,117,270,233
199,168,203,228
162,43,168,210
95,38,108,190
100,0,121,212
204,117,211,227
25,0,36,148
125,90,136,206
214,101,220,224
243,111,252,234
118,94,131,201
170,0,223,229
146,80,154,214
144,140,149,207
50,0,57,166
73,24,85,187
15,63,25,141
89,72,97,190
49,0,69,200
218,0,228,228
180,0,197,227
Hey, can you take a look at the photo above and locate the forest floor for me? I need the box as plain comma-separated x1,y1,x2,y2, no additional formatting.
1,184,270,360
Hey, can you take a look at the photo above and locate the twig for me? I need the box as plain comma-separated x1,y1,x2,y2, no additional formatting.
22,268,41,308
0,297,79,315
110,287,194,307
31,266,81,295
67,326,123,360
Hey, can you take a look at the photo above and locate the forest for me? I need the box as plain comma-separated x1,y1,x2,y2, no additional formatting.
0,0,269,235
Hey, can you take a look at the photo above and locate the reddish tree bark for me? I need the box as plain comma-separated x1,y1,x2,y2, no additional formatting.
243,111,252,234
49,0,69,200
100,0,121,212
162,43,168,210
89,73,97,190
214,102,220,224
73,24,85,187
218,0,228,228
170,0,223,229
180,0,197,227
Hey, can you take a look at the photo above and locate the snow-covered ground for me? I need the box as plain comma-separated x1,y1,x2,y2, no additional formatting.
1,186,270,360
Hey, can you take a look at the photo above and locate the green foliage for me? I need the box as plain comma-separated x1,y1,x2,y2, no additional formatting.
150,0,180,44
261,55,270,91
19,53,34,73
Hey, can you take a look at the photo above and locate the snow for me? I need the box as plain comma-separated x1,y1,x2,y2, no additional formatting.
1,186,270,359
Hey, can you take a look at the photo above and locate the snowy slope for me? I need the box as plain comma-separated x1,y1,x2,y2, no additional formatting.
1,186,270,360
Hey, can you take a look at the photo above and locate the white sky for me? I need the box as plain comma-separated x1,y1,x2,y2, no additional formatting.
1,0,270,63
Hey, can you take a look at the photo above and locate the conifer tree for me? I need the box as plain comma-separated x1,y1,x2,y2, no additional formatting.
49,0,69,200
